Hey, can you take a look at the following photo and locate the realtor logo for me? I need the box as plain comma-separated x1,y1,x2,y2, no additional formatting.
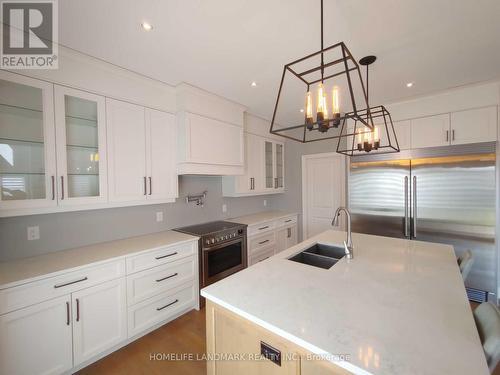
1,0,58,69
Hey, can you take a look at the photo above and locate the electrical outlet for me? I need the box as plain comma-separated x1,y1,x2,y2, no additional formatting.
27,226,40,241
156,211,164,222
263,199,267,207
222,204,227,213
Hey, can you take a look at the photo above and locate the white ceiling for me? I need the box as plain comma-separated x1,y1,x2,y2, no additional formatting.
59,0,500,120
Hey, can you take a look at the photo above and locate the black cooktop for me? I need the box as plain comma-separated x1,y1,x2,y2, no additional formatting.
174,221,245,236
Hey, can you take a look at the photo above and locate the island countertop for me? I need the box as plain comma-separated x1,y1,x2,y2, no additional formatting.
201,230,488,375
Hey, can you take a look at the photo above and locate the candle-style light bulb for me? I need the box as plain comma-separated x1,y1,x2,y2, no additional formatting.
331,86,340,127
305,91,314,130
317,83,324,114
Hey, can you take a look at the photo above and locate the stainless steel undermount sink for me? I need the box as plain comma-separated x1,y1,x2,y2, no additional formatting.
288,243,345,269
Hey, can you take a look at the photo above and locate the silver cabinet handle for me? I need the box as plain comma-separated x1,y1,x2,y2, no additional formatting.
452,129,455,141
143,176,147,195
149,176,152,195
157,299,178,311
285,219,292,223
446,130,449,142
66,301,70,326
51,176,55,200
287,228,291,238
155,252,177,260
258,226,269,231
76,298,80,322
258,239,270,245
54,277,88,289
404,176,409,238
156,273,178,282
413,176,417,238
60,176,64,200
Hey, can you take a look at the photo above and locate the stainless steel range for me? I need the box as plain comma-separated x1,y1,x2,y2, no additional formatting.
174,221,247,306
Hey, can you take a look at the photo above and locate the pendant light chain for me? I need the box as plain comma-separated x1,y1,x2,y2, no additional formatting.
320,0,324,83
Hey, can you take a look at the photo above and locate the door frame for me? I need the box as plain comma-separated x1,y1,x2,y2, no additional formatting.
301,152,347,240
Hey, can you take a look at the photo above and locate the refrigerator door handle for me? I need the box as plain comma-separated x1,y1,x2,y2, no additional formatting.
413,176,417,238
404,176,409,238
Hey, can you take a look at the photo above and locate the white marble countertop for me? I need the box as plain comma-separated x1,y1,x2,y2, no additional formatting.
201,230,488,375
228,210,297,226
0,230,199,289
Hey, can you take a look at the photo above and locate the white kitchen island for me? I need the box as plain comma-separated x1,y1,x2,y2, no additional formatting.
201,230,489,375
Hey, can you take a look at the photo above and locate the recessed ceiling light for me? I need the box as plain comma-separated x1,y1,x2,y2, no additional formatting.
251,81,257,87
300,109,304,113
406,82,414,88
141,22,153,31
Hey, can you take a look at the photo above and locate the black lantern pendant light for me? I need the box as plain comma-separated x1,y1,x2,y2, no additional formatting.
269,0,374,143
336,56,400,156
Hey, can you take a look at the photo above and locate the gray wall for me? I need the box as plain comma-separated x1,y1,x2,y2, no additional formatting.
0,176,279,261
274,140,343,241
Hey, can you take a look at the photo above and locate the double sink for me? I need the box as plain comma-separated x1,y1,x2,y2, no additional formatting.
289,243,345,269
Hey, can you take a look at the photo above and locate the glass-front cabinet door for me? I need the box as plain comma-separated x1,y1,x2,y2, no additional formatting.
0,71,56,212
54,86,107,205
264,140,274,190
275,142,284,189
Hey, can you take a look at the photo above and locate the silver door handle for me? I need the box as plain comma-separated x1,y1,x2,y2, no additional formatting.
404,176,409,238
60,176,64,200
413,176,417,238
76,298,80,322
66,301,70,326
143,176,147,195
446,130,449,142
149,177,152,195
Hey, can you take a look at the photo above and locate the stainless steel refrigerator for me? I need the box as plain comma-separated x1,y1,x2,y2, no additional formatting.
349,142,497,302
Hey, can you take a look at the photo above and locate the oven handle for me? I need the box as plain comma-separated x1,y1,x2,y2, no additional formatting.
202,237,244,252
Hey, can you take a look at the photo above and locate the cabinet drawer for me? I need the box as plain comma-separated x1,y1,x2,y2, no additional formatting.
249,245,275,266
127,257,196,306
248,232,276,255
126,241,196,274
276,215,297,228
0,260,125,315
247,221,275,236
127,283,196,338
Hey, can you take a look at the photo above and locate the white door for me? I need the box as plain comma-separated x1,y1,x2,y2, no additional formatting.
72,278,127,366
0,295,73,375
0,71,57,211
54,86,107,206
451,106,497,145
302,153,346,239
106,99,147,202
411,114,450,148
146,109,178,201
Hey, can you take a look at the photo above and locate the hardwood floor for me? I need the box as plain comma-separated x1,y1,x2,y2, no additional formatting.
77,309,207,375
78,304,496,375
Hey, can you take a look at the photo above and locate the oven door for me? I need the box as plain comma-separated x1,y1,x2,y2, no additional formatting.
202,238,247,286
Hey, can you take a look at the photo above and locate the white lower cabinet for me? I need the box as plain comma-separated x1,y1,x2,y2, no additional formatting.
276,225,298,254
0,295,73,375
246,214,298,266
72,278,127,366
0,239,199,375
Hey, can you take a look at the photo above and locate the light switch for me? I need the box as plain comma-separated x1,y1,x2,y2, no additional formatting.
156,211,164,222
27,226,40,241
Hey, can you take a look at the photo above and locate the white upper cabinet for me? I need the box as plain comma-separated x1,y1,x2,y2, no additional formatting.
411,114,450,149
450,106,497,145
146,109,178,201
0,71,57,211
176,83,245,175
107,99,177,204
106,99,147,202
55,86,107,206
222,133,284,197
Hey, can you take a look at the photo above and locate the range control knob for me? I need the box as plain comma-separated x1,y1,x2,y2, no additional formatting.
211,238,215,244
205,239,210,245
